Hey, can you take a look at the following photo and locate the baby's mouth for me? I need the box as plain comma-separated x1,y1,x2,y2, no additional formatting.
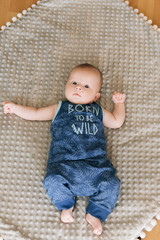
73,93,81,97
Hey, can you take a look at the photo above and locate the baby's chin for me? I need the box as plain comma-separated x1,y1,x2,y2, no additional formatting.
65,96,93,105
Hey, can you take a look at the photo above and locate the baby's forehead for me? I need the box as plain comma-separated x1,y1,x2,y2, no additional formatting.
69,67,99,77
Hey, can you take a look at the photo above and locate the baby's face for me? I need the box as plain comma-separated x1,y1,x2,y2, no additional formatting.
65,67,101,104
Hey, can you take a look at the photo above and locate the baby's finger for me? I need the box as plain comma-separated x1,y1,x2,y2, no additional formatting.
121,93,126,100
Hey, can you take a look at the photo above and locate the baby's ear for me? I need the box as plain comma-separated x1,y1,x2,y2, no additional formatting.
94,93,100,101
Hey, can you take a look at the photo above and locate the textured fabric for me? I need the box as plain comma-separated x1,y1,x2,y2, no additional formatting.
0,0,160,240
43,100,120,222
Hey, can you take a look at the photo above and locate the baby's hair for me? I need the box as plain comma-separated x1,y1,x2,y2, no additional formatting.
71,63,103,91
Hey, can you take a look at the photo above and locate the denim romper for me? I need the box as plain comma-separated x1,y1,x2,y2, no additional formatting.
43,100,120,222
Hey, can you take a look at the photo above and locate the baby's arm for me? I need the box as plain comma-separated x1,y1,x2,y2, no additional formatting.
103,91,126,128
3,101,58,121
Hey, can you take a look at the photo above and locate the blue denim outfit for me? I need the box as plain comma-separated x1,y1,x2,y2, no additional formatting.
43,100,120,222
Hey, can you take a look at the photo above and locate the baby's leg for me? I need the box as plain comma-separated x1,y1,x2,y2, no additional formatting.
86,213,102,236
61,206,74,223
86,175,120,235
43,173,75,222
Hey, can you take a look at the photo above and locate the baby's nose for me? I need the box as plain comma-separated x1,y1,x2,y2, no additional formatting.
75,85,82,91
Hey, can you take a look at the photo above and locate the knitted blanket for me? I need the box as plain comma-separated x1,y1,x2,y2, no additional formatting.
0,0,160,240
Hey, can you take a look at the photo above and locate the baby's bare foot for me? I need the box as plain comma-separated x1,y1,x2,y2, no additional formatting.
61,207,74,223
86,213,102,236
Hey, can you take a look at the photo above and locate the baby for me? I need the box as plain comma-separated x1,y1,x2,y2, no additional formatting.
3,63,126,236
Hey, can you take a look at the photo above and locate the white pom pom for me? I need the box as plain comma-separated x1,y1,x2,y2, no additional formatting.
145,224,153,232
27,8,31,11
139,13,144,17
22,10,27,15
153,25,158,30
143,16,148,21
147,19,152,25
125,1,129,5
156,212,160,220
157,28,160,33
32,4,36,8
6,22,11,26
1,25,6,30
134,9,139,13
139,231,146,238
12,17,17,22
150,219,157,226
17,13,22,18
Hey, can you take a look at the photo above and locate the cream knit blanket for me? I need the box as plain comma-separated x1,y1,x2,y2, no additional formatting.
0,0,160,240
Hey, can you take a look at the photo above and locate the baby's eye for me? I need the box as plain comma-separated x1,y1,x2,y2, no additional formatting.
72,82,77,85
84,85,89,88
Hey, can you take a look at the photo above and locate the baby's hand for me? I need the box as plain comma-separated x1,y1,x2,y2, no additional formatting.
3,101,16,114
112,91,126,104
